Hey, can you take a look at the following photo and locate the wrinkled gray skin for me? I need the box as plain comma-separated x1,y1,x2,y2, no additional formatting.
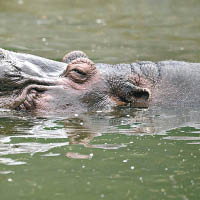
0,48,200,114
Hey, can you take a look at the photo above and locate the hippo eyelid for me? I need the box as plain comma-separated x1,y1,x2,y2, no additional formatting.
71,68,87,76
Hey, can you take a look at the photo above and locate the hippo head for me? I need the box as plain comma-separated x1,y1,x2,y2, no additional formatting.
6,50,151,113
38,51,151,113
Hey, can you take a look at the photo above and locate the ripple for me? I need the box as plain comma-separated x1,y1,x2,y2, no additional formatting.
65,152,93,159
0,142,69,156
41,152,61,157
163,136,200,141
0,158,26,165
0,170,15,174
86,143,127,150
187,142,200,144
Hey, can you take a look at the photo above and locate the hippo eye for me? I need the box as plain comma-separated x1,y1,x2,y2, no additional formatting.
71,68,87,76
68,67,89,84
65,59,96,84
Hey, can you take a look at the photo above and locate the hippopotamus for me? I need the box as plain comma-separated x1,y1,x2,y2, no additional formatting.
0,48,200,113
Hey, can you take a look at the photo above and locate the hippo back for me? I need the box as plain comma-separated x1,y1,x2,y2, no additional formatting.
152,60,200,105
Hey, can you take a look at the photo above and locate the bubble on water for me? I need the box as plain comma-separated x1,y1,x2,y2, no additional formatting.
89,153,94,158
18,0,23,4
96,19,105,25
161,188,166,195
42,38,46,42
139,177,143,183
130,166,135,170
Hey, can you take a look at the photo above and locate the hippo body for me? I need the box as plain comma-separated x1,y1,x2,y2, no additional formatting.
0,48,200,113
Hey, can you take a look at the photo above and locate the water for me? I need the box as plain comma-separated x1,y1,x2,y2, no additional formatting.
0,0,200,199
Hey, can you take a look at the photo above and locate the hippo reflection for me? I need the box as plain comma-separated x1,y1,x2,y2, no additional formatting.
0,48,200,113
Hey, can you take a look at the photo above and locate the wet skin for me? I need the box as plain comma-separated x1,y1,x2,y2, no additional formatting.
0,48,200,113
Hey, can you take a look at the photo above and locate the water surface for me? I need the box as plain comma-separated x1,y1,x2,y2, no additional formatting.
0,0,200,199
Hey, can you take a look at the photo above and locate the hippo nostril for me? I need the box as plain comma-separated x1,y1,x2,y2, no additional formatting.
123,82,150,101
111,82,150,106
127,88,151,108
133,89,150,100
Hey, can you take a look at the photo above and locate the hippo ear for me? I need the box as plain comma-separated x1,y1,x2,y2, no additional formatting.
62,51,88,64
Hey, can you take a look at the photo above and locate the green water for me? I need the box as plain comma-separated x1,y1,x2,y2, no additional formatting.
0,0,200,199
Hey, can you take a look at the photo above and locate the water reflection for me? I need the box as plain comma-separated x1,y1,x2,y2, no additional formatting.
0,106,200,165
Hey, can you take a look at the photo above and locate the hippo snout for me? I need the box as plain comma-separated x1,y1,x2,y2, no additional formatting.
109,79,151,108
